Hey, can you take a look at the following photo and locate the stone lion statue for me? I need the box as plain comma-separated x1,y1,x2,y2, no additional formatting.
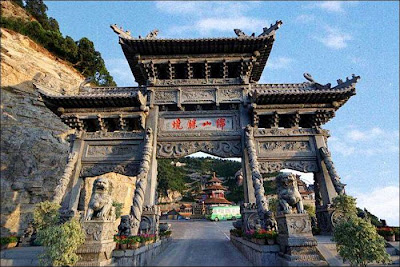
118,215,133,236
85,177,115,221
276,172,305,214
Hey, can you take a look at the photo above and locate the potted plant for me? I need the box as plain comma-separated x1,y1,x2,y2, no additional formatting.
377,228,395,242
254,229,267,245
119,235,128,250
244,230,255,242
266,230,278,245
127,236,142,249
0,235,18,250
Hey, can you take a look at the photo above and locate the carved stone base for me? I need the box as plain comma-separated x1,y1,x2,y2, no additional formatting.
239,203,259,232
276,214,327,266
140,205,161,235
76,220,117,266
316,207,335,234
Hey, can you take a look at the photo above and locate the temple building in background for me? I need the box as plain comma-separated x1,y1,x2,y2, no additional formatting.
200,172,232,206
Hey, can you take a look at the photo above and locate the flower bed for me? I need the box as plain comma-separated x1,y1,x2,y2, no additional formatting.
231,229,278,245
377,227,395,242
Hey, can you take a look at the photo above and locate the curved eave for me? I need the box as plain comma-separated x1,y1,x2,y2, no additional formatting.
37,88,145,109
251,83,358,106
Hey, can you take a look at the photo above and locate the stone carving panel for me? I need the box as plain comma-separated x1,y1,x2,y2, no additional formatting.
259,141,311,152
86,144,139,157
84,131,144,140
259,161,319,173
219,88,242,102
154,90,177,103
80,163,139,177
181,89,214,102
157,140,242,158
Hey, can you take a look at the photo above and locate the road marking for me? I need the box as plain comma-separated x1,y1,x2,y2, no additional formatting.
213,222,230,240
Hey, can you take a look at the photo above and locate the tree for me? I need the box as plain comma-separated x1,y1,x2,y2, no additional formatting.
332,194,358,216
331,195,391,266
11,0,24,8
76,37,116,86
25,0,48,23
333,216,391,267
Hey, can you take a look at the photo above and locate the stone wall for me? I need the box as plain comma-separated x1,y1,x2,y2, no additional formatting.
112,238,171,266
0,27,84,236
230,235,279,266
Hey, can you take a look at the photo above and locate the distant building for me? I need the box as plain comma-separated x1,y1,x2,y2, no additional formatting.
297,177,315,207
201,172,232,206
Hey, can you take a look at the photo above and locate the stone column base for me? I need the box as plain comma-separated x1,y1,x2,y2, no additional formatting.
276,213,327,266
76,220,117,266
316,207,335,234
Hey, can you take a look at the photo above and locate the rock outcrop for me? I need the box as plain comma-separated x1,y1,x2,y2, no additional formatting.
1,26,84,236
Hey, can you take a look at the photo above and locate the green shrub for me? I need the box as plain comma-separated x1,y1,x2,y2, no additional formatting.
333,207,391,266
38,218,85,266
332,194,358,219
33,201,60,231
33,201,86,266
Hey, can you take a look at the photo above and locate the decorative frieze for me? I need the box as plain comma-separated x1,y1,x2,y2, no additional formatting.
84,131,144,140
80,163,139,177
258,161,319,174
86,144,140,158
157,140,242,158
259,141,311,152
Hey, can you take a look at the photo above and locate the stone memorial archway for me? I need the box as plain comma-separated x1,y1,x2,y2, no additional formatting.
38,21,359,236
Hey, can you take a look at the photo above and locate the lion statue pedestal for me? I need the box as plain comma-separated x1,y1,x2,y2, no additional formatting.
275,172,327,266
76,177,117,266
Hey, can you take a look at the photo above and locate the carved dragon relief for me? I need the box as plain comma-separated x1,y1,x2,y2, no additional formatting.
319,147,346,195
130,128,154,235
244,125,269,228
156,140,242,158
53,152,79,204
258,161,319,174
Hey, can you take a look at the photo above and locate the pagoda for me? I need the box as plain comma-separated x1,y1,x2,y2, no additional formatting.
201,173,231,206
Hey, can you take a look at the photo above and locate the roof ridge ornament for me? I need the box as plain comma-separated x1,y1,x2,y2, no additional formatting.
303,73,331,89
110,24,133,39
144,29,159,39
259,20,283,37
335,74,360,88
234,29,255,38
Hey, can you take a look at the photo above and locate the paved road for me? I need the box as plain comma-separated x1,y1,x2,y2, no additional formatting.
149,220,252,266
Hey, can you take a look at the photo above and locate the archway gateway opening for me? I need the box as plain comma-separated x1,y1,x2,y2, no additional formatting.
156,152,243,221
38,21,359,241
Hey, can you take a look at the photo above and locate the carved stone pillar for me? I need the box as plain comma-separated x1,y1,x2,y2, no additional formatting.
130,128,154,235
144,106,159,206
239,105,255,203
313,133,338,233
244,125,269,228
62,132,85,216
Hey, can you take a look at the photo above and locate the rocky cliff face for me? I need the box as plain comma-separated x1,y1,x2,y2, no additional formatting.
1,27,84,236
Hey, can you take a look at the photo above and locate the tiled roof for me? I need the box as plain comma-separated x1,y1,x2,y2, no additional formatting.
36,85,146,109
116,21,283,84
203,198,232,204
251,74,360,105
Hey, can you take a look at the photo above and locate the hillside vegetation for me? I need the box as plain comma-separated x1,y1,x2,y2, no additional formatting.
1,0,116,86
157,157,243,203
